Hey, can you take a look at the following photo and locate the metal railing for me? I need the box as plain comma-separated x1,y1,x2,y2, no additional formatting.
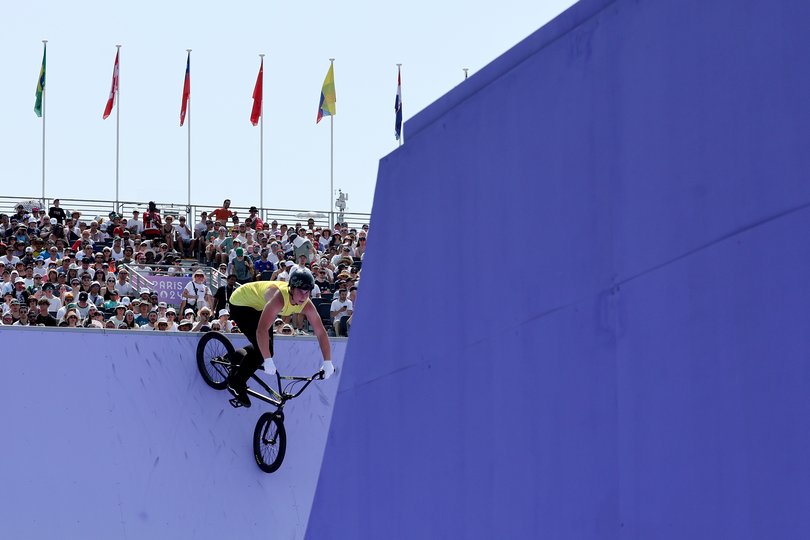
0,195,372,231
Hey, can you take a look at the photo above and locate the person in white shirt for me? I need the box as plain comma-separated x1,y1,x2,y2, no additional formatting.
109,237,126,261
329,288,353,337
181,269,213,311
164,308,179,331
114,269,137,297
127,210,144,235
217,309,234,332
108,304,127,327
174,216,194,258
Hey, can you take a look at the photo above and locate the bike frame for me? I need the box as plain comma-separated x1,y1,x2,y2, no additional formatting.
245,370,322,416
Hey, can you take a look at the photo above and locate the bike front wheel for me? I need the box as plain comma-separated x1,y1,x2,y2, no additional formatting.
196,331,235,390
254,412,287,473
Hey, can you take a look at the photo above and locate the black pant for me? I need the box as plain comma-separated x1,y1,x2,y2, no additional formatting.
227,304,274,388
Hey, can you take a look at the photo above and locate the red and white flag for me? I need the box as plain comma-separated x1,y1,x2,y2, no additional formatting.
250,58,263,126
103,50,120,120
180,52,191,126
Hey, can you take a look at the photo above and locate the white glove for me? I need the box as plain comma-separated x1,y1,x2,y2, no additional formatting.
263,357,276,375
320,361,335,380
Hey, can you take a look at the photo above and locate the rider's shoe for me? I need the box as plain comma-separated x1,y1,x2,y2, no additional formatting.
227,383,251,408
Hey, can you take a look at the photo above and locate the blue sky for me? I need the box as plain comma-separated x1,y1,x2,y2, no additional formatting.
1,0,576,215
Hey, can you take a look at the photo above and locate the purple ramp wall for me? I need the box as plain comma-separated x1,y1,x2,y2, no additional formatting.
307,0,810,538
0,326,345,540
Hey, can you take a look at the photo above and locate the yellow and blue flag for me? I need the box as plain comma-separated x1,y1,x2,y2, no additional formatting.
316,62,336,124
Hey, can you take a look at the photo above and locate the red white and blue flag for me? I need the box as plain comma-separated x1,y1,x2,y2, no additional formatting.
103,50,119,120
180,52,191,126
394,66,402,141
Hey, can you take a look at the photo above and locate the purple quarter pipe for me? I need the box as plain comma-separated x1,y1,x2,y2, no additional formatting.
0,326,345,539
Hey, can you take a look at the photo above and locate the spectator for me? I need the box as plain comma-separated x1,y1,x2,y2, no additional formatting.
140,310,159,331
161,215,178,252
206,226,228,265
229,248,254,284
103,290,121,310
174,216,194,258
108,304,127,327
192,306,213,332
114,269,136,297
209,199,235,225
85,281,104,307
64,311,81,328
217,309,233,332
143,201,162,240
110,237,126,261
155,317,170,332
102,276,118,299
127,210,144,234
273,260,294,282
329,288,353,337
314,266,332,294
13,303,32,326
177,318,194,332
122,310,137,329
34,298,57,326
212,274,238,313
6,299,22,324
134,301,151,326
253,249,275,279
165,308,178,331
48,199,66,225
181,269,213,312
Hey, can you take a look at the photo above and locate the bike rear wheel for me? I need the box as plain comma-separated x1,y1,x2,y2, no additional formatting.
196,331,235,390
253,412,287,473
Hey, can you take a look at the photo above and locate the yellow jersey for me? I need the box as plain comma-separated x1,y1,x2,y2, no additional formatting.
229,281,309,316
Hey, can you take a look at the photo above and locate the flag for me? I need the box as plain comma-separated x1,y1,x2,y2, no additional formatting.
103,50,120,120
250,59,263,126
180,52,191,126
394,66,403,141
34,44,47,118
316,63,336,124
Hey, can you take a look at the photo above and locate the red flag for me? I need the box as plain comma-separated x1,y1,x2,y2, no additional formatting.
103,50,120,120
250,59,263,126
180,52,191,126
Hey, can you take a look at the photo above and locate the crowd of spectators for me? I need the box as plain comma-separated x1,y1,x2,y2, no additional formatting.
0,198,362,337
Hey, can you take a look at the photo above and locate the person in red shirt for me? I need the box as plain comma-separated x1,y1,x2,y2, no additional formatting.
143,201,162,239
209,199,235,225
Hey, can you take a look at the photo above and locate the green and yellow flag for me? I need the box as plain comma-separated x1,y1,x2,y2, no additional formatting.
34,43,46,118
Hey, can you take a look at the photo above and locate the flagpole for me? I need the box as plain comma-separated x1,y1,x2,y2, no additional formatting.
259,53,265,215
41,40,48,205
187,49,192,213
115,44,121,213
329,57,335,227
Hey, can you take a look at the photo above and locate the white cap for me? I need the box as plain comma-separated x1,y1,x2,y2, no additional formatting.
218,309,229,317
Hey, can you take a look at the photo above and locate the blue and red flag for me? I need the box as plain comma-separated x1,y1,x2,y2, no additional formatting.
180,52,190,126
394,66,402,141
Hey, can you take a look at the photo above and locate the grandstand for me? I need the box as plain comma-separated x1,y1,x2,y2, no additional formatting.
0,194,368,335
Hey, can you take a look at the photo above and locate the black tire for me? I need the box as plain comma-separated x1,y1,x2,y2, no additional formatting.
196,331,235,390
253,412,287,473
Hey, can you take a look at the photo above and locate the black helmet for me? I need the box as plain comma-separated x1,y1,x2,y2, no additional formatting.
288,271,314,291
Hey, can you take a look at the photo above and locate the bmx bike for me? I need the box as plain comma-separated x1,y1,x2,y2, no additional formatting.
195,331,324,473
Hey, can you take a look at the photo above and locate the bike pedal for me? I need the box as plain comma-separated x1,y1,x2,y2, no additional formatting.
228,398,243,408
